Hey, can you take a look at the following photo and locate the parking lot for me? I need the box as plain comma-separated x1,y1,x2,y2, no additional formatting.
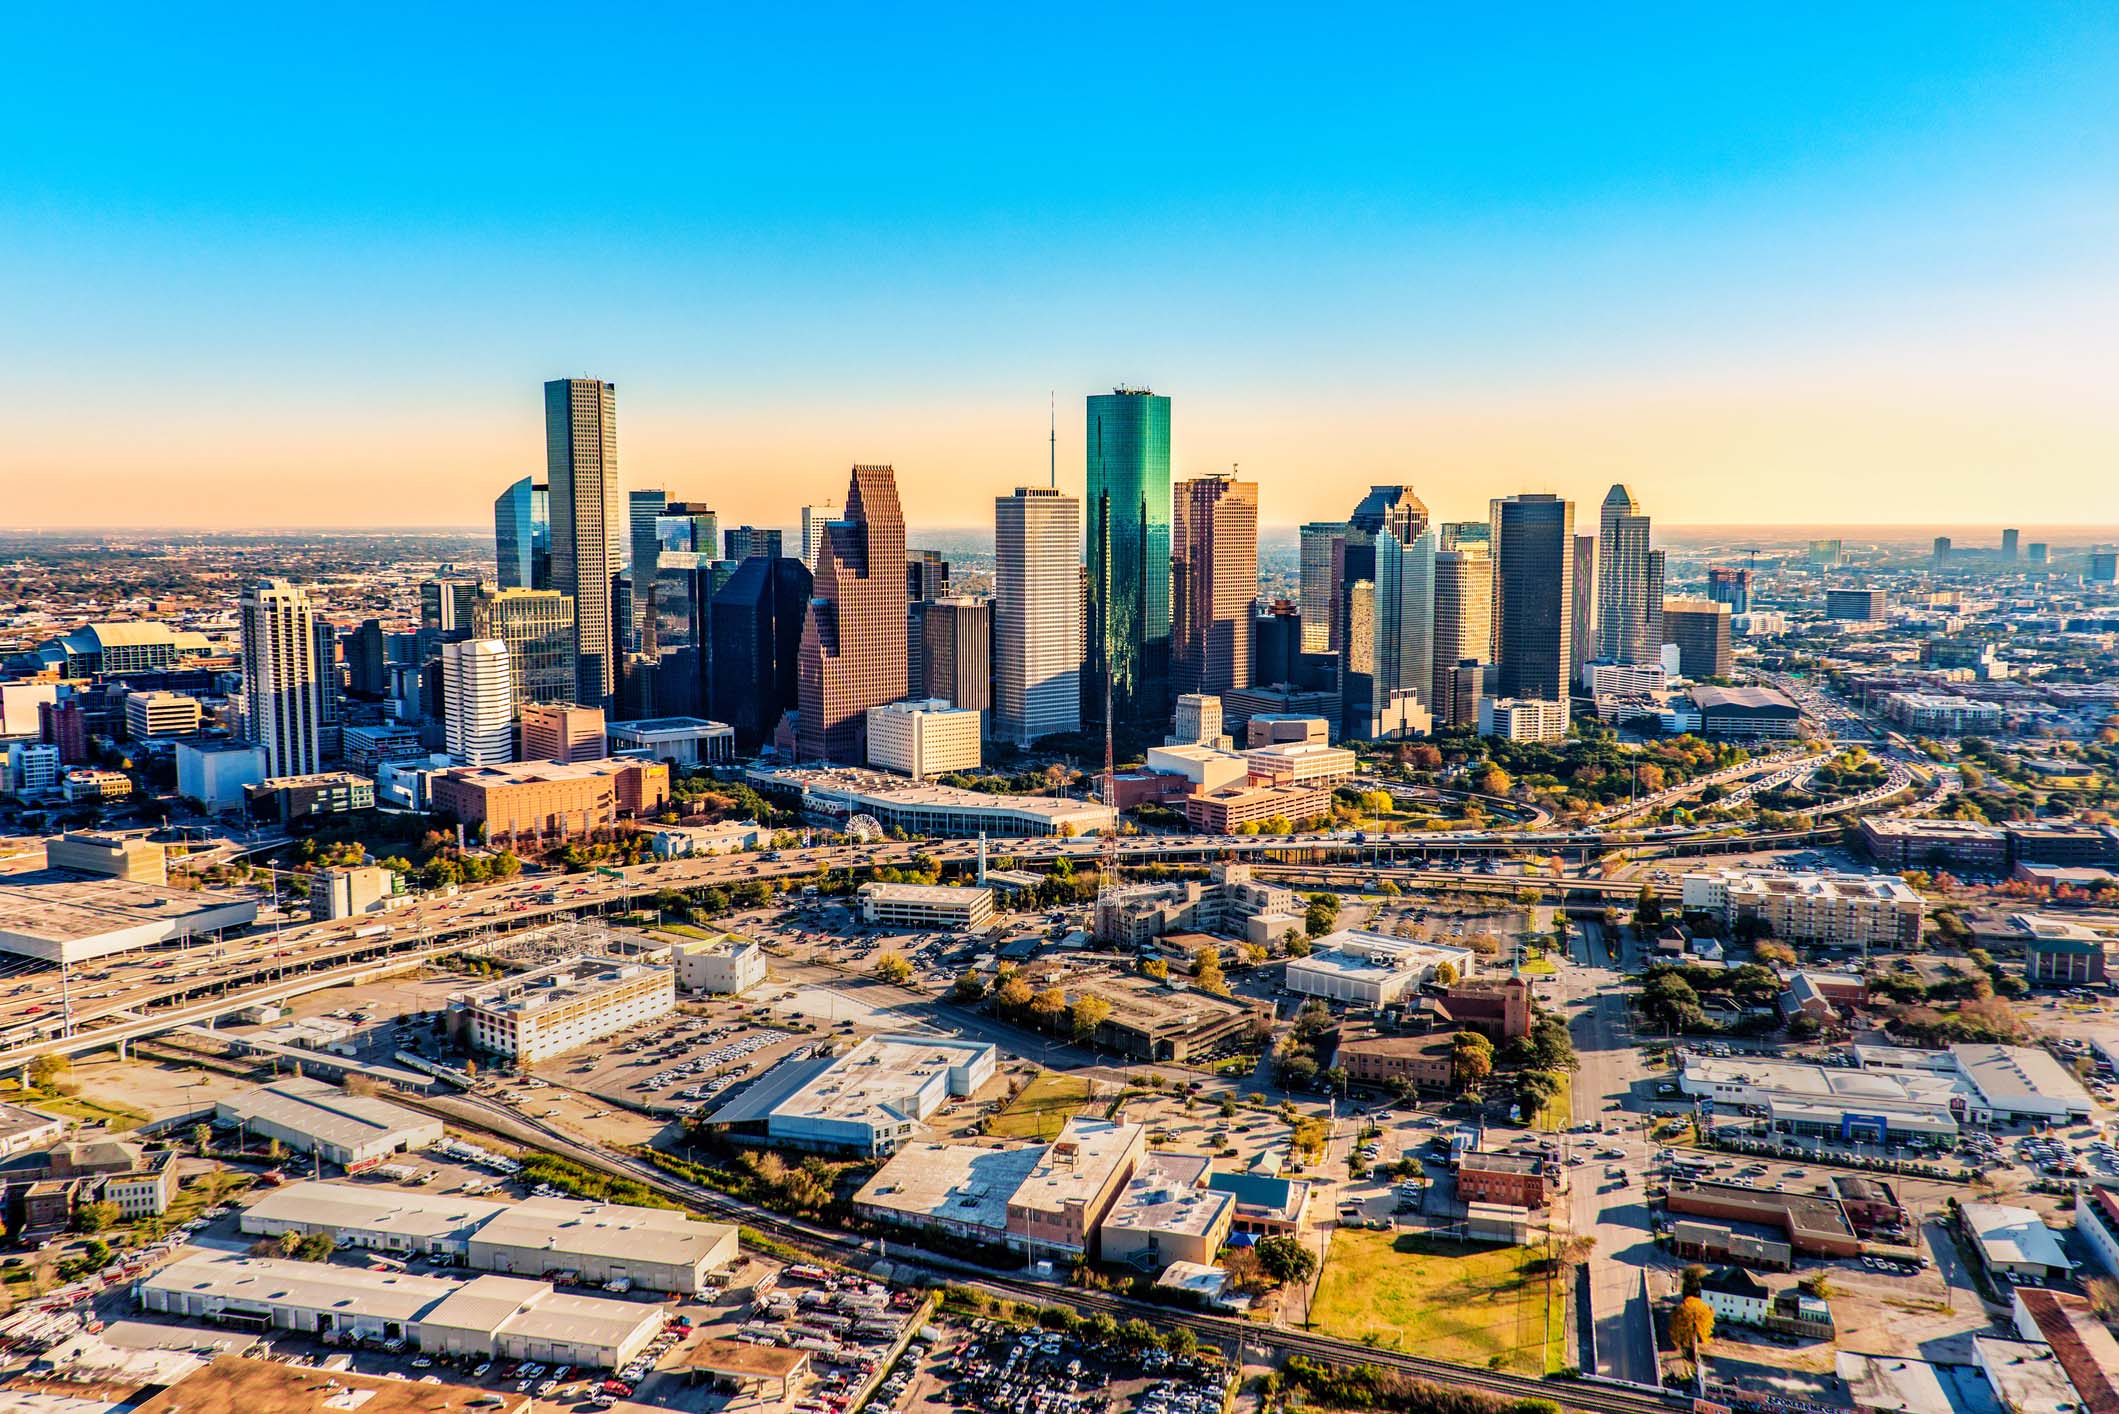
924,1321,1228,1414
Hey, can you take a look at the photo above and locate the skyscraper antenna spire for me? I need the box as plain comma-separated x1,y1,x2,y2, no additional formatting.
1049,390,1056,489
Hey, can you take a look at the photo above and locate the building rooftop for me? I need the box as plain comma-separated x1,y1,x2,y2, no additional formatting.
1668,1179,1856,1244
1960,1203,2072,1271
1973,1338,2078,1414
2013,1289,2119,1414
253,771,372,791
1951,1044,2095,1114
435,757,653,786
1837,1353,1999,1414
216,1077,435,1151
748,765,1114,827
451,955,669,1018
0,1102,63,1141
854,1141,1043,1232
1689,684,1800,712
468,1195,736,1272
680,1337,812,1380
1692,869,1924,904
1102,1161,1232,1238
1010,1118,1143,1218
133,1354,530,1414
710,1034,994,1132
145,1252,455,1323
0,870,256,945
1459,1149,1544,1176
857,882,990,906
1288,928,1474,981
242,1180,504,1246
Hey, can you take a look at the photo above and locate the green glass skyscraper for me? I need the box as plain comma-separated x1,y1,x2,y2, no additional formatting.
1085,388,1172,729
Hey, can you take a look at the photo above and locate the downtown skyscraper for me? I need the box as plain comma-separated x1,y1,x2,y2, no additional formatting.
1171,473,1259,698
544,377,622,711
1596,484,1663,666
1335,486,1426,741
443,638,514,766
1372,526,1438,735
994,485,1082,748
1085,388,1172,729
494,476,549,591
1431,544,1493,728
1489,493,1574,701
797,464,908,762
239,578,324,778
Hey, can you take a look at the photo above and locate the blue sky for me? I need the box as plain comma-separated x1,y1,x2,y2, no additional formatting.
6,4,2117,527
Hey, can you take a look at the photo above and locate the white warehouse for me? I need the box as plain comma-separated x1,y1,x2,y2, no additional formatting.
707,1033,998,1157
1283,929,1475,1006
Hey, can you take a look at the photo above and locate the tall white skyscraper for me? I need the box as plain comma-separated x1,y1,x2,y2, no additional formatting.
800,500,840,570
239,578,323,778
545,377,622,710
994,486,1081,747
1597,484,1662,666
1373,527,1437,734
444,638,515,766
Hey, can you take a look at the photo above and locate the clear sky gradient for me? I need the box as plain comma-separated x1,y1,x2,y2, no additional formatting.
7,4,2118,529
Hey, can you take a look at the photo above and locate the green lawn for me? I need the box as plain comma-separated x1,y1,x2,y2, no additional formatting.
988,1071,1094,1140
1534,1070,1572,1133
21,1093,147,1131
1518,955,1557,975
1309,1229,1567,1375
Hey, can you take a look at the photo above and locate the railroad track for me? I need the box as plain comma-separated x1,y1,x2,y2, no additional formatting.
413,1093,1680,1414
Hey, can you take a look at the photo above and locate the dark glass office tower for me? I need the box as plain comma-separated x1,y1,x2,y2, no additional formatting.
1488,492,1575,701
712,556,813,749
1085,388,1172,729
724,525,783,562
646,554,709,718
545,377,621,711
1333,486,1424,740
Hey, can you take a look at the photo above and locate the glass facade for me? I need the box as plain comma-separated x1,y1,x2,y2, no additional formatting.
494,476,540,590
1085,388,1172,729
1489,493,1575,701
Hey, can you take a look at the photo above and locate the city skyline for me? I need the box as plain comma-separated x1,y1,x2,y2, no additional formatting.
8,8,2119,529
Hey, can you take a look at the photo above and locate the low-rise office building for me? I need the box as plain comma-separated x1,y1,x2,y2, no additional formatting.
451,955,675,1064
1097,1158,1234,1271
1183,782,1331,833
1204,1171,1311,1236
214,1078,441,1172
1335,1030,1455,1090
1004,1118,1147,1261
670,935,767,995
1859,816,2011,873
1241,741,1357,788
1457,1150,1551,1207
857,882,996,931
124,691,203,739
1665,1179,1860,1256
44,831,167,884
63,768,133,802
246,771,376,826
706,1034,997,1157
866,699,981,779
309,864,402,920
1283,929,1475,1006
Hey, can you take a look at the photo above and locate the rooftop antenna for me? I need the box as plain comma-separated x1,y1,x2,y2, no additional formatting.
1048,391,1057,489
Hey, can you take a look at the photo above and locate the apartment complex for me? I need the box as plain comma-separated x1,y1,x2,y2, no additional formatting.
1681,870,1925,950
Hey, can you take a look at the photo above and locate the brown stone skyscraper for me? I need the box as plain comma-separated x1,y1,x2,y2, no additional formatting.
797,464,908,762
1171,474,1259,697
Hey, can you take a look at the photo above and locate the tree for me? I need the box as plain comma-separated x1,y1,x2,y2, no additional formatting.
1451,1030,1495,1088
1140,957,1170,981
1163,1325,1198,1358
1070,995,1112,1044
1030,987,1069,1025
27,1054,69,1091
1670,1296,1715,1356
1256,1234,1318,1287
1634,885,1664,931
295,1232,336,1262
1433,961,1458,986
951,972,988,1003
996,976,1033,1011
1799,1272,1834,1301
1193,947,1231,997
1304,892,1341,938
74,1201,119,1234
190,1123,212,1153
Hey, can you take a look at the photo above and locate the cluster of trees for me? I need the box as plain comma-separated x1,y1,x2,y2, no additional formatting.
1638,962,1784,1034
984,965,1115,1045
251,1229,336,1262
1305,891,1341,938
1270,1356,1563,1414
1273,999,1342,1092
